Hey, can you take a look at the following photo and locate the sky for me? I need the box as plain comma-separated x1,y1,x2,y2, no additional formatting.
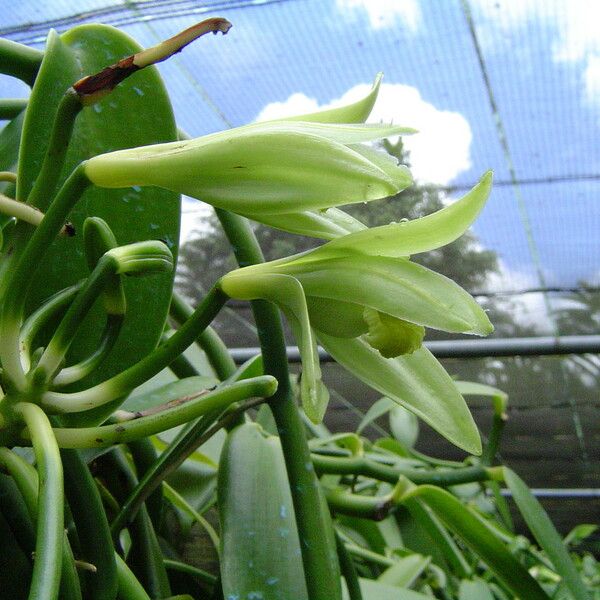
1,0,599,303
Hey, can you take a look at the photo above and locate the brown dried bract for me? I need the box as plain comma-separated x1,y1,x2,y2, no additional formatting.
73,17,232,105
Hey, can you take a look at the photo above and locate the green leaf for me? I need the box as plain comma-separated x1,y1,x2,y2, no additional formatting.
458,578,495,600
122,375,218,413
318,334,481,455
503,468,590,600
218,423,309,600
16,25,179,414
389,406,419,448
343,578,432,600
402,483,550,600
378,554,431,588
455,380,508,415
357,397,396,434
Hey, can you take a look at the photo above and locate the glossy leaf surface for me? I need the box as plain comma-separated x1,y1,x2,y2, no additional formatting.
16,25,179,405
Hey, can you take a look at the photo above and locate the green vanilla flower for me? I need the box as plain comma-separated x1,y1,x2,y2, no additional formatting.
83,74,415,239
220,172,493,454
84,121,413,233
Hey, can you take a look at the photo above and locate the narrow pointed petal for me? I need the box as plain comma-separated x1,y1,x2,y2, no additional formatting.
318,333,482,455
220,273,328,422
280,72,383,124
283,255,494,336
316,171,493,258
244,207,366,240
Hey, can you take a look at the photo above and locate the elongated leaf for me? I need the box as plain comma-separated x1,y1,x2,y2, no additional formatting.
504,468,589,600
459,578,495,600
343,579,432,600
403,483,550,600
319,334,481,455
357,397,396,434
16,25,179,412
378,554,431,588
218,423,309,600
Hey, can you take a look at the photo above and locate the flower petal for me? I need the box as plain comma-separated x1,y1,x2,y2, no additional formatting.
85,128,411,214
310,171,493,259
220,272,328,423
318,333,482,455
277,72,383,124
282,255,494,336
244,207,366,240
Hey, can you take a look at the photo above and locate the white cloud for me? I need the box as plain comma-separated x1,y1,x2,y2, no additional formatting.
471,0,600,115
255,82,472,186
336,0,421,31
484,259,555,333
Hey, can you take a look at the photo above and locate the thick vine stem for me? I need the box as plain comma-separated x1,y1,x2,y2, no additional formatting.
215,207,343,600
311,453,495,486
169,290,236,380
13,402,64,600
0,39,43,85
0,165,90,391
41,285,230,412
41,376,276,446
0,98,28,120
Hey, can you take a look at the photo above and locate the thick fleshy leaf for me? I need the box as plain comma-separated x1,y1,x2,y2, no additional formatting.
289,255,493,335
343,579,432,600
389,405,420,448
377,554,431,588
311,171,492,259
85,123,413,215
220,272,328,422
356,396,396,434
283,72,383,124
318,334,481,454
13,25,179,413
503,468,589,600
218,423,309,600
458,578,495,600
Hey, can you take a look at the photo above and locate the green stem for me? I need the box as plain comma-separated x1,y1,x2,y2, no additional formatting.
0,98,28,120
41,285,229,412
0,39,43,85
25,89,83,208
19,282,84,372
102,449,171,598
170,290,236,380
35,257,121,382
335,531,363,600
128,439,164,531
52,314,123,386
45,376,276,446
163,559,217,586
0,165,90,391
14,402,64,600
110,394,266,535
325,487,396,521
216,208,342,600
481,412,507,466
312,454,493,486
60,449,118,600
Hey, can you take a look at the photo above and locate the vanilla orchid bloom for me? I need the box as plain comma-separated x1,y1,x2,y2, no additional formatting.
83,74,417,239
220,172,493,454
84,121,414,235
